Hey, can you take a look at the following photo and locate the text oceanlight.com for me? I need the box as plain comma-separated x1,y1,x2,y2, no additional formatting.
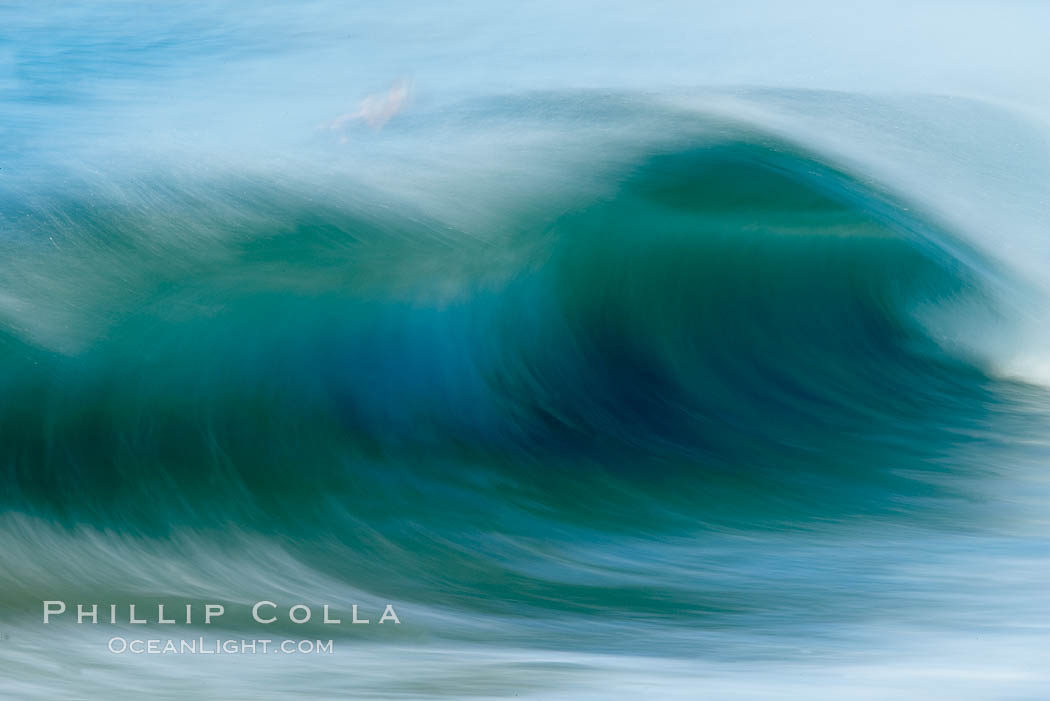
107,638,335,655
41,601,397,655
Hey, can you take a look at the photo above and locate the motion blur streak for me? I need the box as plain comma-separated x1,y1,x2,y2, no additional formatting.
1,2,1049,699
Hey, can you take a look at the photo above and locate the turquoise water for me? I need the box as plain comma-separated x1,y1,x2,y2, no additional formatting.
1,2,1049,699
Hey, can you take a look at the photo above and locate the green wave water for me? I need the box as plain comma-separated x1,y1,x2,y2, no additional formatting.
2,3,1050,699
3,119,1047,664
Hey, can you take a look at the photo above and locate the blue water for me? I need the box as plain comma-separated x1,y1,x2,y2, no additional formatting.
1,2,1049,699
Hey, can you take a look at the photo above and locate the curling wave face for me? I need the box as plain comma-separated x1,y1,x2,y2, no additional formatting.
1,89,1049,697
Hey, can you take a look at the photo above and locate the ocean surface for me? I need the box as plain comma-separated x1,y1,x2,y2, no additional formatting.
1,2,1049,699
